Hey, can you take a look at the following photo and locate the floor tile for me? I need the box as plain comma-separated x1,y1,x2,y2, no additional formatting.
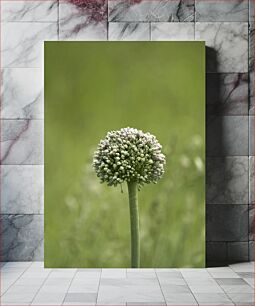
75,270,101,279
193,293,234,305
220,284,253,293
96,285,126,304
230,262,254,272
31,291,66,304
1,262,254,305
101,268,126,278
180,268,211,278
3,262,32,268
227,292,254,305
157,277,186,286
127,270,157,279
163,293,198,305
243,277,255,288
2,291,36,303
49,269,77,278
64,292,97,303
208,267,240,278
189,284,224,293
215,278,247,285
161,284,191,294
185,278,219,286
15,277,46,286
237,272,254,278
68,278,99,293
125,286,165,303
127,303,166,306
64,303,96,306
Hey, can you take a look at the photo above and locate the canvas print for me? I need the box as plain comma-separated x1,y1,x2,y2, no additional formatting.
45,41,205,268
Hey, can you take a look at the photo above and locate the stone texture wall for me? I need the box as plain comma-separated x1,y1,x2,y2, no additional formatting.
1,0,254,265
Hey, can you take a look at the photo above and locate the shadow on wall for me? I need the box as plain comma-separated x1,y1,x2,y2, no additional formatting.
205,47,224,267
205,47,247,267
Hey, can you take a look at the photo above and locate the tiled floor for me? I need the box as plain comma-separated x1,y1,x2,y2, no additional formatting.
1,262,254,305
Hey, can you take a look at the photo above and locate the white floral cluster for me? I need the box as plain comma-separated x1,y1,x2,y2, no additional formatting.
93,127,166,188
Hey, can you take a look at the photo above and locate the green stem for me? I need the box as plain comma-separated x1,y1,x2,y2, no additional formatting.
127,181,140,268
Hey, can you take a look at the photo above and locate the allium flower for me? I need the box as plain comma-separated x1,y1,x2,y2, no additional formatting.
93,127,166,189
93,128,165,268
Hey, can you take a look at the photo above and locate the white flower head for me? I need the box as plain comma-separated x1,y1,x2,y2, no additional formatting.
93,127,166,189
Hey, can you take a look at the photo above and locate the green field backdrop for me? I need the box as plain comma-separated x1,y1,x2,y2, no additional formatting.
45,42,205,268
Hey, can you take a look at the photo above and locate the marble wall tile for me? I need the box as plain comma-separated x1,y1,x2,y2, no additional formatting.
206,205,248,241
250,0,254,21
249,156,254,205
0,214,43,261
108,0,195,22
2,22,58,68
249,24,254,72
1,68,43,119
59,2,107,40
249,71,254,114
1,119,43,165
249,116,254,155
249,205,254,241
206,157,248,204
249,241,254,261
151,22,194,40
195,22,248,73
206,242,227,264
249,156,255,204
206,73,248,116
1,165,43,214
109,22,150,41
227,242,249,262
206,116,248,156
196,0,248,22
2,0,58,22
249,25,254,114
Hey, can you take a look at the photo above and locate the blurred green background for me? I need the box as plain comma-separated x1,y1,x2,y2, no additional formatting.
45,42,205,268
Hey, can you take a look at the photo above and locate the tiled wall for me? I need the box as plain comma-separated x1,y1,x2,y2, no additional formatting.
1,0,254,265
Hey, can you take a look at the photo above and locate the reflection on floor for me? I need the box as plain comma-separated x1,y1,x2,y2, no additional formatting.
1,262,254,305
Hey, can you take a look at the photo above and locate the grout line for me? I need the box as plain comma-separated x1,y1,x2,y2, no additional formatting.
194,0,196,24
154,269,167,306
0,165,45,167
1,261,33,296
107,0,109,41
57,0,59,40
0,213,44,215
61,268,78,305
149,21,151,41
95,268,102,305
207,267,240,305
0,118,44,120
179,270,199,305
1,21,58,23
29,265,53,305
